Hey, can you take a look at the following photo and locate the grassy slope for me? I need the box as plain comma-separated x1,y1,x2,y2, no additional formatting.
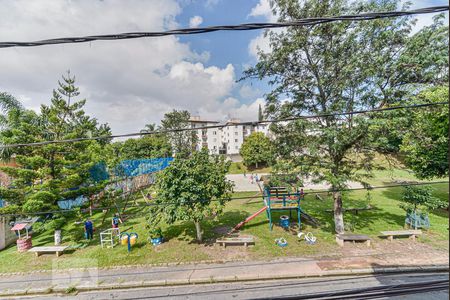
0,181,447,273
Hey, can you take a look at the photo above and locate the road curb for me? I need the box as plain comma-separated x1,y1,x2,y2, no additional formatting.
1,264,448,298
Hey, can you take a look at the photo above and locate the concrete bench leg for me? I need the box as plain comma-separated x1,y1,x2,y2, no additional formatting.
366,240,371,247
388,235,393,241
56,251,61,257
35,252,40,257
409,235,416,241
336,237,344,247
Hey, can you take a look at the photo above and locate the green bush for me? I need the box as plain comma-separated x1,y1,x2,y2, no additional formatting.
0,204,20,215
22,199,47,213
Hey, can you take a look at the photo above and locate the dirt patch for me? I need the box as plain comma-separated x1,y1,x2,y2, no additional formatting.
201,242,251,261
212,225,232,235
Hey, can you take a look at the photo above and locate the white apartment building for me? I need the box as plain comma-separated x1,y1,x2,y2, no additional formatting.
189,116,270,155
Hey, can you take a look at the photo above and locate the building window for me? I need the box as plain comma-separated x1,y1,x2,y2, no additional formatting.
235,146,238,149
213,131,216,135
235,139,238,142
235,132,238,135
235,125,238,128
213,138,217,142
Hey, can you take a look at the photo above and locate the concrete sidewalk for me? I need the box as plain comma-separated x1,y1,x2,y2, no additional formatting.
0,252,448,297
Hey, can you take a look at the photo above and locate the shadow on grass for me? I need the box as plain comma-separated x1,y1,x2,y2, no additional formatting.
162,210,250,245
300,188,409,234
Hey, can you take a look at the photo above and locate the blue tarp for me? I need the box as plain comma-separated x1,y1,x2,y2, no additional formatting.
0,199,4,208
57,195,88,210
89,162,110,182
115,157,173,177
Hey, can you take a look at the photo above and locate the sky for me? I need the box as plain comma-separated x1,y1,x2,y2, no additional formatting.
0,0,448,134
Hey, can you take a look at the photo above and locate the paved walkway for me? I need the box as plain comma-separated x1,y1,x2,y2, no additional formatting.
0,251,447,297
227,173,364,192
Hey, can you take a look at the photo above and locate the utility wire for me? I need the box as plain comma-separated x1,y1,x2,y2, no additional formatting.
0,180,447,217
0,6,448,49
0,102,447,149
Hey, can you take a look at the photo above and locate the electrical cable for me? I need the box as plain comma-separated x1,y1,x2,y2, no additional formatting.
0,102,446,149
0,180,447,217
0,6,447,49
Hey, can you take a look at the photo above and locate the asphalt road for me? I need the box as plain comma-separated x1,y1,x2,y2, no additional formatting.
9,272,448,300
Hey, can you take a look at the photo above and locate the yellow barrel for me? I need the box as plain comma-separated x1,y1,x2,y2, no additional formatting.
121,236,128,245
130,236,137,246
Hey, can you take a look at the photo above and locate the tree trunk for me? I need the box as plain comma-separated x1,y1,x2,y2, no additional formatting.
333,191,345,234
194,221,203,242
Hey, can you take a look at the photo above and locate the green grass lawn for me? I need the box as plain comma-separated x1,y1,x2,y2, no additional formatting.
0,180,447,273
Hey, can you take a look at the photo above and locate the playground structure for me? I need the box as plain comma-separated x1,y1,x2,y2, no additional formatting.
120,232,138,252
405,210,430,229
264,187,303,231
100,228,121,248
231,186,303,233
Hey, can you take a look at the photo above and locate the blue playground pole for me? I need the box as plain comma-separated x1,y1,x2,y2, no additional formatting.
120,232,138,253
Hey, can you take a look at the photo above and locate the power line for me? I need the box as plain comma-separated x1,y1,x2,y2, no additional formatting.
0,101,447,149
0,180,447,217
0,6,448,49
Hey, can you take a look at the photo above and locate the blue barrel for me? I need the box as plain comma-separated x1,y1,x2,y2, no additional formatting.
279,215,290,228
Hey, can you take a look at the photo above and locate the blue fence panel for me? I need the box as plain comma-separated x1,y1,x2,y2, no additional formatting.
89,161,110,182
57,195,88,210
115,157,174,177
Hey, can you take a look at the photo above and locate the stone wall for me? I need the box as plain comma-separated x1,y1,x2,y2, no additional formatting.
0,217,16,250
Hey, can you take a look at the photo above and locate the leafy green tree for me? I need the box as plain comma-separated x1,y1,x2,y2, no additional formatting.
0,92,24,129
151,149,233,242
400,86,448,179
400,185,447,214
111,136,171,160
0,72,111,214
160,110,197,157
140,123,157,134
240,132,274,168
243,0,448,233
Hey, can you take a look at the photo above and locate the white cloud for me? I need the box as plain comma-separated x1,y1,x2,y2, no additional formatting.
249,0,277,22
247,0,278,59
248,32,272,59
239,85,262,100
189,15,203,28
0,0,257,134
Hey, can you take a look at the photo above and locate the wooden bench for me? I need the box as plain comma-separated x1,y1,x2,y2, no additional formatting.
336,234,371,247
380,230,422,241
216,236,255,248
28,246,69,257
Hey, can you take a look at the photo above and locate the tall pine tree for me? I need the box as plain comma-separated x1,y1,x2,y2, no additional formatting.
0,71,111,215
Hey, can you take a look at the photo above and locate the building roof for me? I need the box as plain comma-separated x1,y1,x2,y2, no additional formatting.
11,223,27,231
189,116,220,124
189,119,220,124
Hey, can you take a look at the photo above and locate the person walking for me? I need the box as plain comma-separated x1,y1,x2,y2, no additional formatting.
112,213,123,235
84,218,94,240
250,174,254,184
